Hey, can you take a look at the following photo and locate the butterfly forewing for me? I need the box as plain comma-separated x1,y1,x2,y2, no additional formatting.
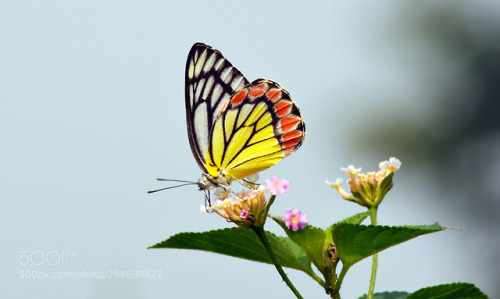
185,43,249,173
205,79,306,180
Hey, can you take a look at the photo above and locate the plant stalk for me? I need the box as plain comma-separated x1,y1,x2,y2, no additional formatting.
252,226,303,299
331,265,350,299
367,206,379,299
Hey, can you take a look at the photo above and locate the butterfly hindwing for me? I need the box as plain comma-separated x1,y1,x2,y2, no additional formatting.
185,43,249,173
205,79,306,180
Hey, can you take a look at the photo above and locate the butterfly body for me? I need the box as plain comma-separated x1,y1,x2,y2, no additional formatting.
185,43,305,191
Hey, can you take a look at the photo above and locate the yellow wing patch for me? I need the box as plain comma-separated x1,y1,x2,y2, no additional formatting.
205,79,305,182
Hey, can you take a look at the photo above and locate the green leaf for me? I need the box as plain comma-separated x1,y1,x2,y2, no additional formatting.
407,282,487,299
380,171,394,191
358,291,410,299
332,222,444,267
270,211,371,276
273,219,328,274
150,227,317,279
269,211,372,289
333,211,371,225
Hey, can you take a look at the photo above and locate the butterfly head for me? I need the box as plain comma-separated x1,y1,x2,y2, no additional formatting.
197,172,233,191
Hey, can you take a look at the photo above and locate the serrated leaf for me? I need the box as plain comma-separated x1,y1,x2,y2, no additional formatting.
407,282,487,299
273,219,327,274
150,227,317,279
326,211,371,247
271,211,370,277
332,222,444,266
334,211,371,226
358,291,410,299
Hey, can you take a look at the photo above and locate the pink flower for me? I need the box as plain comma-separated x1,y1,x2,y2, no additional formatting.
240,210,249,219
284,208,308,231
265,176,291,195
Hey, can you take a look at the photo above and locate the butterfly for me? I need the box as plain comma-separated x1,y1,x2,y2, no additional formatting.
150,43,305,195
185,42,306,191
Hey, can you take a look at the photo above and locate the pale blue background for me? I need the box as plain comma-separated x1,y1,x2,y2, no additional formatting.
2,1,499,298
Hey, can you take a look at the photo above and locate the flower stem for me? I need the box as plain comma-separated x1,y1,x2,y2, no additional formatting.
331,264,350,299
367,206,378,299
252,226,304,299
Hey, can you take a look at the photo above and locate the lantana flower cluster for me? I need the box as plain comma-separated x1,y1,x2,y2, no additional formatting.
206,187,268,228
326,157,401,208
201,175,308,231
285,208,308,231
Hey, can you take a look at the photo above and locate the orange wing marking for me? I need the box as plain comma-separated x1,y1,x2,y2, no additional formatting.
266,88,282,102
280,116,301,133
283,131,303,152
274,100,292,117
231,89,247,105
248,83,267,97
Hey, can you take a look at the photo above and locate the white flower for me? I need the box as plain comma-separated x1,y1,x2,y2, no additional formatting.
340,165,361,175
207,198,228,211
379,157,402,172
325,178,343,189
257,184,270,193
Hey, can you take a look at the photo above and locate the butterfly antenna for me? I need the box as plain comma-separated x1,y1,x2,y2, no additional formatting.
147,179,198,194
156,178,196,183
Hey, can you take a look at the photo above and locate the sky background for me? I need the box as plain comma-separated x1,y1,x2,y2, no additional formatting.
2,1,500,298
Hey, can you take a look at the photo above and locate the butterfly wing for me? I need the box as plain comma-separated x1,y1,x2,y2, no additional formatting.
205,78,306,180
185,43,250,173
